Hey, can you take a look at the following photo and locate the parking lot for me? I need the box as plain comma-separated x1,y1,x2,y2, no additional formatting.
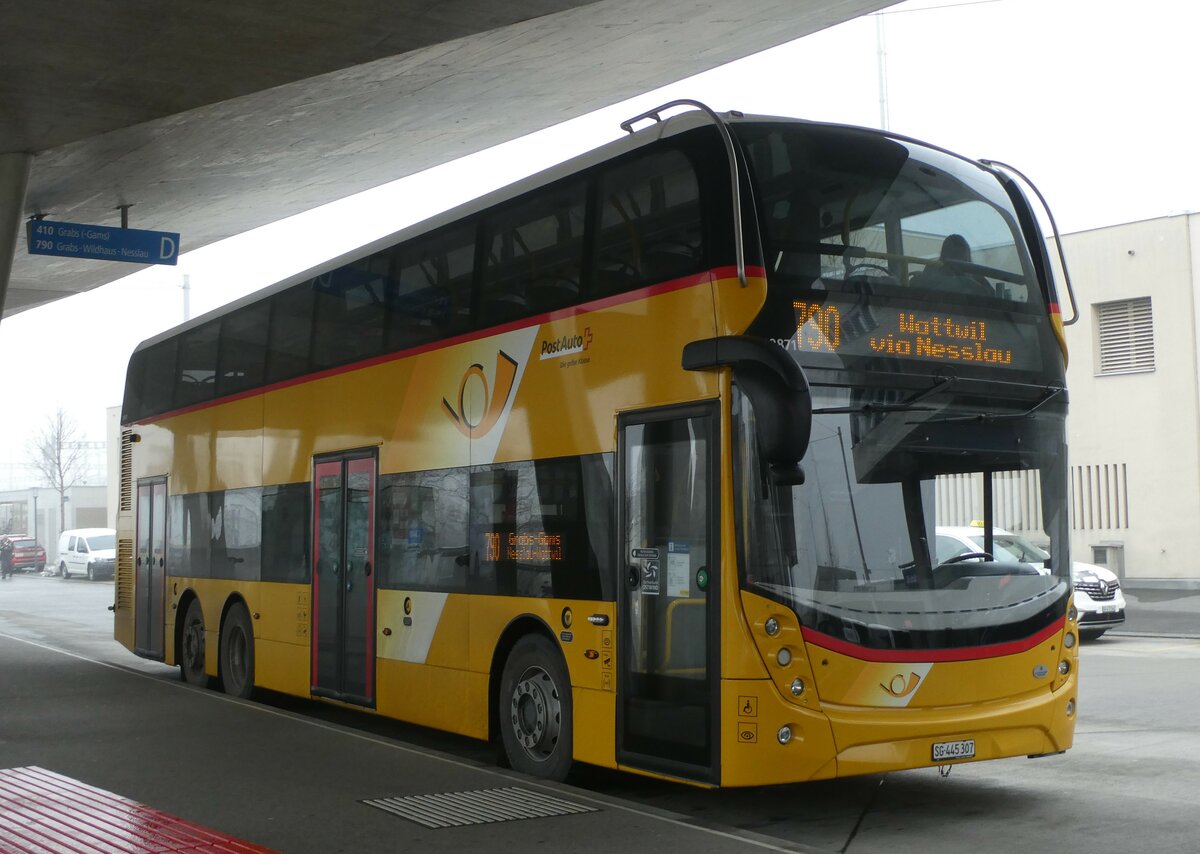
2,571,1198,853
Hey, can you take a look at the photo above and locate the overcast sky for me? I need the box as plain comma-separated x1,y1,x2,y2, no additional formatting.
3,0,1197,489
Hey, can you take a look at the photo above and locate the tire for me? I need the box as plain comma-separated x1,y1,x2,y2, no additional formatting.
59,562,68,579
498,634,573,781
179,598,210,687
87,564,94,581
219,602,255,699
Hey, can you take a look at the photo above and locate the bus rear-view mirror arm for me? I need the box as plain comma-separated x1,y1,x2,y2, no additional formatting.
682,336,811,484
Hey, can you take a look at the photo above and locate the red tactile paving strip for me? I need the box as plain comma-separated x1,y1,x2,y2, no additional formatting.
0,767,276,853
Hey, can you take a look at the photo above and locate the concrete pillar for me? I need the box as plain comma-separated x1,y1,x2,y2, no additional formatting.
0,152,34,323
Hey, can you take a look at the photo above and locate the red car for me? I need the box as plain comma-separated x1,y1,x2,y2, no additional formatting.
6,536,46,572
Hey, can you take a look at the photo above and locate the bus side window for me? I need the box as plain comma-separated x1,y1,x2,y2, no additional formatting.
311,253,389,371
173,320,219,410
216,301,269,398
265,284,315,384
377,471,468,592
593,149,703,297
479,179,586,329
125,337,178,421
262,483,311,584
387,221,475,353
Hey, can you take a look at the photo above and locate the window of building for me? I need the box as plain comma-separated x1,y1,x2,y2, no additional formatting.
1095,297,1154,375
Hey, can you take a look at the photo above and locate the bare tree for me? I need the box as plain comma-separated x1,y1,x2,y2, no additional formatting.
28,408,87,530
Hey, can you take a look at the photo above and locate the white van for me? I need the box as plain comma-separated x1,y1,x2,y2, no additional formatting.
58,528,117,580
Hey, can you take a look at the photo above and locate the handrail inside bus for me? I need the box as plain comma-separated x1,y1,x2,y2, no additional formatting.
621,99,748,288
978,159,1079,326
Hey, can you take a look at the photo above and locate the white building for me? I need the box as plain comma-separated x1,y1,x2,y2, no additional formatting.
1061,214,1200,588
0,484,109,559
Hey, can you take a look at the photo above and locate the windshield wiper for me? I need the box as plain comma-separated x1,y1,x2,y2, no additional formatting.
925,385,1064,424
814,375,957,416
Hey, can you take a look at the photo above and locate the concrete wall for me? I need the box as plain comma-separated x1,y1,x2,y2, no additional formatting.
1061,214,1200,581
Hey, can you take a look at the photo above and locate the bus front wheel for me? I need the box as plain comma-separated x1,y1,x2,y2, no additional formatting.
220,603,255,699
179,598,209,687
498,634,573,781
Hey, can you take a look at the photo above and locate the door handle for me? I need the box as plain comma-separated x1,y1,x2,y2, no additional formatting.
627,566,640,588
364,561,372,577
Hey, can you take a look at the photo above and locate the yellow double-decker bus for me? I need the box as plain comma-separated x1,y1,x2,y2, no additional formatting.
116,102,1079,787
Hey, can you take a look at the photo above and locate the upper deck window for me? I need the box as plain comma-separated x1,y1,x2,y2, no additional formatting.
593,150,704,296
481,179,587,327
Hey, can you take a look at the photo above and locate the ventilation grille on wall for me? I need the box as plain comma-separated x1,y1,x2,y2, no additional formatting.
935,470,1044,534
1096,297,1154,375
1071,463,1129,530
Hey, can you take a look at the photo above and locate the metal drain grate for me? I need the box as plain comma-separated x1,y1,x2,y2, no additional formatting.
362,786,598,828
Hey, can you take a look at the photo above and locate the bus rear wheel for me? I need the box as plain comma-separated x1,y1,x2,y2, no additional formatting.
220,603,255,699
179,598,209,687
498,634,573,781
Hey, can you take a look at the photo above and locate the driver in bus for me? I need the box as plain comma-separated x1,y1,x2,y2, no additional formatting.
913,233,995,298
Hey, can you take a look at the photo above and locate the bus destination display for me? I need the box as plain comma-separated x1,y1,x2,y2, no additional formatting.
790,298,1043,372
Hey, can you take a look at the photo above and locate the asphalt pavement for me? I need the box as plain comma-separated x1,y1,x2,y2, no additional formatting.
1116,586,1200,637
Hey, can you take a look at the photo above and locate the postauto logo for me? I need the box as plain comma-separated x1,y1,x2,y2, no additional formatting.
538,328,592,361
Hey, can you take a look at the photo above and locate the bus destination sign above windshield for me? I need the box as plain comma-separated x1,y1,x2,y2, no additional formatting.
26,220,180,266
788,298,1042,373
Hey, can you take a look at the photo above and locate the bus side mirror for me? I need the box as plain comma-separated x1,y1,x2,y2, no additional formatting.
682,336,812,480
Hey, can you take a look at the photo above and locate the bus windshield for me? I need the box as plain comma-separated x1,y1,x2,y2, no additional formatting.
734,121,1070,651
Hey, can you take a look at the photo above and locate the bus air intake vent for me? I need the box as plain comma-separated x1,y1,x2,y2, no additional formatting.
115,537,134,611
361,787,597,828
120,430,134,512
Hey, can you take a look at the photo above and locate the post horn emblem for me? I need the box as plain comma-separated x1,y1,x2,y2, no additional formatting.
441,351,518,439
880,671,922,699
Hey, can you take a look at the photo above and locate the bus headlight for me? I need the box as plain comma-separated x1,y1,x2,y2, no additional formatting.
778,726,793,744
1063,632,1076,649
1068,605,1078,623
764,617,780,637
776,647,792,667
1058,660,1070,676
790,678,805,697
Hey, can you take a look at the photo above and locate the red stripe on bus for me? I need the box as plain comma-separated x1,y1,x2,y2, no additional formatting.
130,265,765,427
800,618,1065,663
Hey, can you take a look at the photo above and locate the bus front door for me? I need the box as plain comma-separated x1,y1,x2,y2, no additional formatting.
134,478,167,660
618,405,719,783
311,453,377,707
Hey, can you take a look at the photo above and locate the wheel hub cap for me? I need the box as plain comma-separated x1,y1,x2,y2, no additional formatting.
509,666,561,759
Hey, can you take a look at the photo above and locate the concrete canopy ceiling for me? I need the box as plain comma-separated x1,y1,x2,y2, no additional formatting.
2,0,890,317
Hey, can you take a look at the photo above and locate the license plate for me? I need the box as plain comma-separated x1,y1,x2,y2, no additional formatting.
932,739,975,762
1100,604,1119,613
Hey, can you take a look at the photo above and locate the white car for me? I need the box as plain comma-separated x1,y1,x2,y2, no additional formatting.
57,528,117,581
936,526,1126,640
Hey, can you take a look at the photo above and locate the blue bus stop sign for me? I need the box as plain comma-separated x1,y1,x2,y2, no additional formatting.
27,219,181,266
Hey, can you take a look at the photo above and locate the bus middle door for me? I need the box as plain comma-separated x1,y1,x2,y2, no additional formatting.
311,452,377,707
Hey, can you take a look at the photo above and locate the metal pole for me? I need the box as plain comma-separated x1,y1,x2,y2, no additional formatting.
182,273,190,321
875,14,890,131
